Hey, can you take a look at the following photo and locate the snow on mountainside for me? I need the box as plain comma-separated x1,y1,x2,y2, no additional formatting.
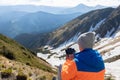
89,19,106,31
37,12,120,66
37,30,120,79
47,6,120,48
48,8,114,48
95,31,120,80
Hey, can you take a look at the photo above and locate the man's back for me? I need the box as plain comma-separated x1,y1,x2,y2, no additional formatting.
61,32,105,80
74,48,105,80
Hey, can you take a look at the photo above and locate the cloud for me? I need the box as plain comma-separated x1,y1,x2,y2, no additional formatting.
0,0,29,5
28,0,41,2
0,0,119,7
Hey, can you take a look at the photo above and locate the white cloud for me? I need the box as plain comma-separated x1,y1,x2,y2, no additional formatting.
28,0,41,1
0,0,29,5
0,0,119,7
86,0,120,6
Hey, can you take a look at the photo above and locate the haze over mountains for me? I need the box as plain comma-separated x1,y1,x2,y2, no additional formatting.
0,4,105,38
0,4,105,14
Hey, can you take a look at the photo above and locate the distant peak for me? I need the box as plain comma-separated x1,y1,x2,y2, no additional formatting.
75,3,88,7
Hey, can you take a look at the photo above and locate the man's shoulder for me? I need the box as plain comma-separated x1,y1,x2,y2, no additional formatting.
74,49,101,62
75,49,100,56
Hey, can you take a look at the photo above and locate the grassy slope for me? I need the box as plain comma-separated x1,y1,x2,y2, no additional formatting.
0,34,54,73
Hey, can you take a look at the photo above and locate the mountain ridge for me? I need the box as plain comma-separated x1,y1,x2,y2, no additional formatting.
15,7,116,50
0,11,81,38
0,4,106,14
0,4,106,38
48,7,115,47
15,6,120,52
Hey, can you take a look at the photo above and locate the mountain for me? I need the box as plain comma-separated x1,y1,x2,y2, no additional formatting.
0,11,29,37
59,4,106,14
0,4,106,38
48,7,115,47
15,5,120,51
96,6,120,37
15,7,115,50
48,6,120,47
13,6,120,79
0,11,28,21
0,5,67,14
15,33,49,50
0,4,106,14
0,11,81,38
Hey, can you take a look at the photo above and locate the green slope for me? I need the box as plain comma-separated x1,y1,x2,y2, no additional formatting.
0,34,54,73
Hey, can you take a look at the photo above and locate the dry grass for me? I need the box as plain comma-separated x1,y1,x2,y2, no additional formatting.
0,34,55,73
0,56,55,80
0,34,56,80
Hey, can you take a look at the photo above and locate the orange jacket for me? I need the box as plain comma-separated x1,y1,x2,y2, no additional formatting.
61,49,105,80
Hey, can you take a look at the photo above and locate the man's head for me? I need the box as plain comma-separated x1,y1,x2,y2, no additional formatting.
65,48,75,60
77,32,95,51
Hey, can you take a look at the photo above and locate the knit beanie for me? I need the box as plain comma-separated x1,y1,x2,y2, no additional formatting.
77,32,95,49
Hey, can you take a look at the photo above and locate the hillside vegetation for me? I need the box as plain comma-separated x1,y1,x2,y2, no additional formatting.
0,34,56,80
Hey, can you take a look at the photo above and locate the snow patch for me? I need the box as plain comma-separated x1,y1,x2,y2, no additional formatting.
103,45,120,60
94,38,112,50
114,26,120,37
37,53,48,60
89,19,106,31
105,28,115,37
57,32,81,50
37,51,65,66
105,59,120,80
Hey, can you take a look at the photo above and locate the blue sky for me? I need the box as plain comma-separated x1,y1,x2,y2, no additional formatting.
0,0,120,7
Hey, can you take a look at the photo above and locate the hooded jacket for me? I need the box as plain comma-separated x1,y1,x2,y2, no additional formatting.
61,48,105,80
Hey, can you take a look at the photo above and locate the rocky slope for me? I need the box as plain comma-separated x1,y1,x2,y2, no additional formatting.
48,7,115,47
46,6,120,48
96,6,120,37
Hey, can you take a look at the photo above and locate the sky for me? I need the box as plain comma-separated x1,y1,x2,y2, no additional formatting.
0,0,120,7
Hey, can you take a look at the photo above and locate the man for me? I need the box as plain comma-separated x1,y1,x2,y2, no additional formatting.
61,32,105,80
